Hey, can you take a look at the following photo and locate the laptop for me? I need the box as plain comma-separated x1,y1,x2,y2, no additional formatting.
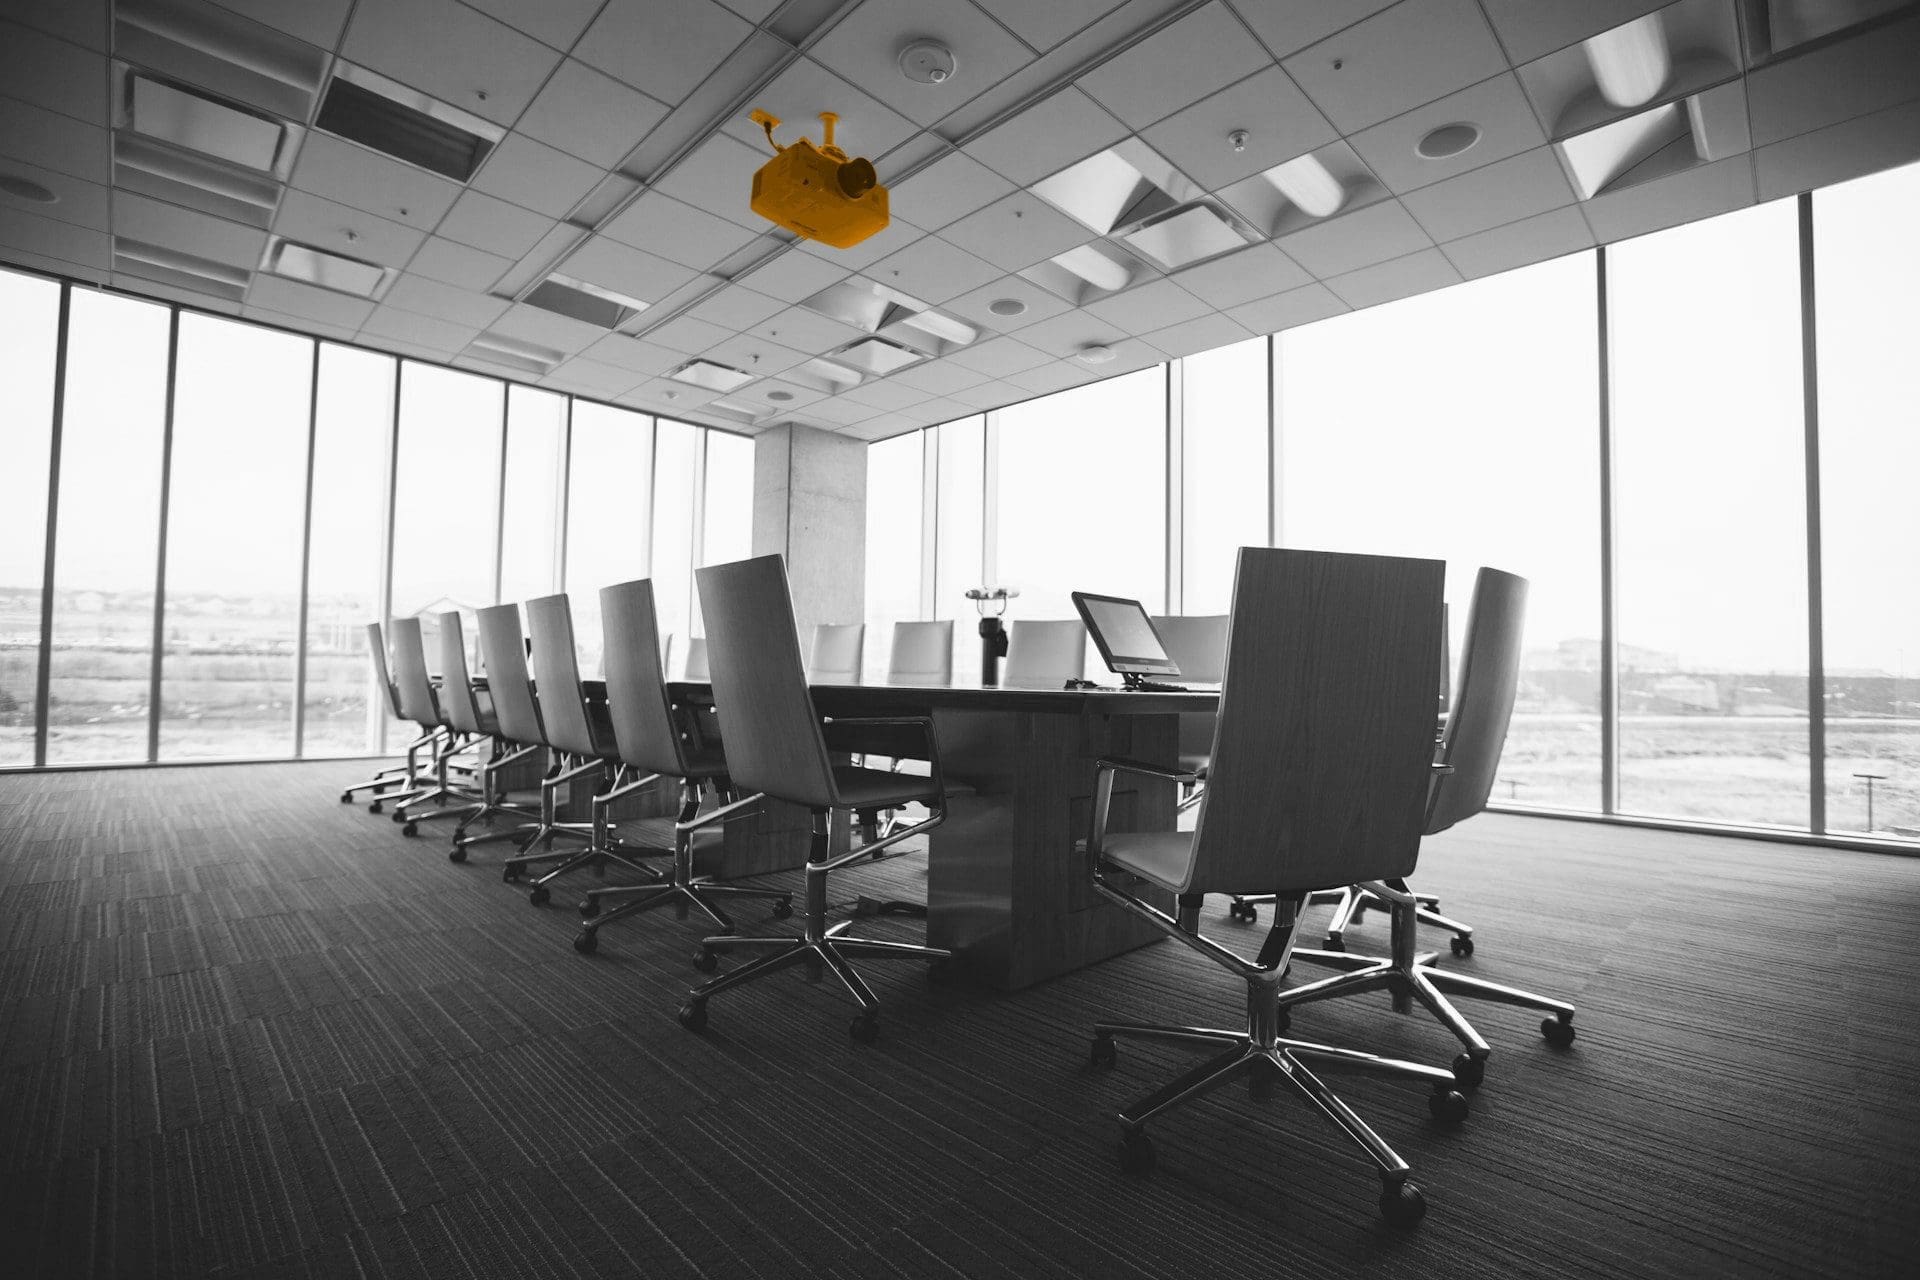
1070,592,1186,691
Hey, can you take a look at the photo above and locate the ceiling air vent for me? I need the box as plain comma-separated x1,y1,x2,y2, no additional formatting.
524,274,649,329
469,333,562,376
263,237,393,298
127,73,288,173
316,65,503,182
669,360,756,393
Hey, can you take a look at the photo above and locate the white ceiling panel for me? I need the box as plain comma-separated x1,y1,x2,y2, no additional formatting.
8,0,107,48
1012,309,1131,357
645,312,743,355
623,377,724,411
701,331,814,379
811,0,1037,127
1439,204,1594,280
208,0,352,48
964,89,1130,187
289,134,463,232
945,334,1056,376
947,379,1024,410
246,275,377,329
839,378,932,411
358,305,483,354
886,358,991,396
0,98,110,185
717,56,920,161
487,301,608,354
1746,12,1920,147
124,277,233,312
1140,67,1338,193
407,236,514,293
795,212,927,273
602,191,764,271
115,193,267,267
1079,3,1272,129
382,273,510,328
941,273,1078,333
545,356,647,397
1225,0,1400,59
1400,145,1576,242
686,284,789,331
1141,310,1252,356
647,133,770,229
577,0,756,106
887,150,1017,229
0,20,108,125
579,333,686,375
937,191,1093,272
561,235,702,307
1167,242,1311,308
340,0,562,127
517,61,671,169
1083,277,1213,331
0,157,108,231
435,190,555,260
974,0,1135,50
1274,197,1433,276
243,305,352,339
1323,245,1463,308
1755,99,1920,201
1582,154,1756,244
1006,358,1109,393
1475,0,1672,66
746,306,866,353
1283,0,1510,133
0,206,109,270
273,189,425,267
470,134,606,220
1347,73,1547,195
463,0,605,49
735,247,852,302
1223,280,1349,332
868,235,1002,303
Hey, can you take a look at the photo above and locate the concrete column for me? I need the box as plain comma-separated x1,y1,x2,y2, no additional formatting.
752,424,866,644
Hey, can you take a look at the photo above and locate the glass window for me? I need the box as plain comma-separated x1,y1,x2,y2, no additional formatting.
565,401,653,677
1814,160,1920,838
933,416,985,678
696,428,754,650
1181,337,1269,614
996,371,1167,675
1610,199,1808,828
0,270,61,765
863,431,924,680
649,419,700,663
499,386,566,605
303,344,395,758
1279,252,1603,811
45,291,171,764
158,315,312,759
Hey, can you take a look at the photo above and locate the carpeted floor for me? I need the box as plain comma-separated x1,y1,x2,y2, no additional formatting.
1,760,1915,1278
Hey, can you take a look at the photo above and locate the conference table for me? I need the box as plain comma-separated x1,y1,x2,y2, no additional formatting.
671,678,1220,991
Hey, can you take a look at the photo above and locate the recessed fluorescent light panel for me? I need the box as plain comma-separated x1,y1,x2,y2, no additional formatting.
834,338,924,376
1756,0,1912,57
800,277,978,358
788,357,865,394
1019,241,1140,305
1117,201,1260,272
1218,141,1386,238
126,73,288,173
1554,78,1749,199
317,63,504,181
669,360,756,392
525,273,650,330
1031,139,1202,235
264,237,393,298
1518,0,1742,142
469,333,563,375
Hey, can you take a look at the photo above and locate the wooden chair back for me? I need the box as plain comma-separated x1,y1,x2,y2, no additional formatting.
1428,568,1528,835
364,622,402,717
1184,548,1444,894
888,619,954,684
599,579,691,777
434,613,487,736
525,594,603,758
475,603,543,747
684,636,709,681
807,622,866,684
388,617,441,727
1004,618,1086,687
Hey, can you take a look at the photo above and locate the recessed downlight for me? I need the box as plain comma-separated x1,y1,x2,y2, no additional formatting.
1416,122,1481,159
0,173,59,204
1077,344,1117,365
767,389,796,402
988,297,1027,317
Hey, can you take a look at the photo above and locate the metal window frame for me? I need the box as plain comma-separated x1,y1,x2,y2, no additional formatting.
292,337,320,758
1798,192,1827,835
31,283,70,769
1596,247,1620,816
146,308,181,765
1165,357,1185,614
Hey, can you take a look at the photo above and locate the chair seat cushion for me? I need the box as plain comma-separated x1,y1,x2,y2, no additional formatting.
832,765,939,809
1102,830,1196,893
680,742,729,779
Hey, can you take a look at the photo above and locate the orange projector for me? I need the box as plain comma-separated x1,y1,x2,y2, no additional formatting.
747,109,889,249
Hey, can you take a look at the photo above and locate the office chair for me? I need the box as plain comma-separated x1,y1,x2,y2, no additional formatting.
1003,618,1087,686
433,612,541,859
386,617,483,835
504,593,666,905
1152,613,1227,810
887,619,953,684
683,636,709,680
1272,568,1576,1090
807,621,865,684
678,554,950,1043
462,603,584,869
1085,547,1467,1226
340,621,432,810
573,578,794,953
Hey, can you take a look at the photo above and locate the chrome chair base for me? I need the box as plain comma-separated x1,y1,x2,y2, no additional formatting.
1230,883,1473,953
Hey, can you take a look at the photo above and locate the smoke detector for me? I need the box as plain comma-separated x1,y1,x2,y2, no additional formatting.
899,40,956,85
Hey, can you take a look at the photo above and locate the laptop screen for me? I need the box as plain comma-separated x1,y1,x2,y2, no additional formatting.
1072,592,1181,678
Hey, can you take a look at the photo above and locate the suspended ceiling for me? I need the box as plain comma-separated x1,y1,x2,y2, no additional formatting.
1,0,1917,441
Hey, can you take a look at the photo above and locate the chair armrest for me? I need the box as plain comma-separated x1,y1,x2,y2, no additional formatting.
823,716,945,806
1094,756,1202,786
1086,757,1202,874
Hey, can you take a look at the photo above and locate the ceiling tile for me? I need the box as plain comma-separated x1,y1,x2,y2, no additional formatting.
1323,246,1463,309
686,284,788,331
518,60,671,169
1083,278,1213,332
886,358,990,396
0,206,108,270
736,247,851,302
561,235,701,306
1274,197,1433,277
974,0,1132,50
964,88,1129,186
623,378,722,412
947,379,1022,410
1348,73,1548,196
382,273,509,328
8,0,107,48
359,305,483,354
718,56,919,161
288,134,462,233
341,0,562,127
1475,0,1671,66
648,133,770,229
470,133,606,220
546,356,646,397
1167,242,1311,308
578,0,754,105
1439,204,1594,280
839,378,931,411
435,189,555,259
937,191,1092,272
735,377,826,412
1225,0,1400,58
243,306,352,339
1012,309,1130,358
602,191,763,270
715,0,782,20
643,313,740,355
796,395,881,426
1141,310,1252,357
1400,146,1576,242
578,333,685,375
1755,99,1920,202
463,0,605,49
1583,155,1756,244
1006,360,1104,394
115,193,266,268
701,331,812,377
1747,12,1920,147
246,275,376,329
941,273,1077,333
887,150,1016,229
488,301,607,353
407,236,514,292
811,0,1036,127
0,157,108,230
746,306,866,353
0,20,108,125
1223,280,1349,333
273,190,425,267
209,0,351,47
1140,67,1337,192
945,335,1055,376
867,236,1002,304
1080,3,1272,130
0,98,109,185
795,212,927,273
1282,0,1510,133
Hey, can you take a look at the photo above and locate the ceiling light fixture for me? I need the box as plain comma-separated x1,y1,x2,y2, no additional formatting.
1416,122,1481,159
1052,244,1132,293
669,360,756,393
0,173,59,203
1263,153,1345,219
988,297,1027,317
1583,13,1671,110
266,239,390,297
898,39,957,84
1077,345,1117,364
767,389,796,402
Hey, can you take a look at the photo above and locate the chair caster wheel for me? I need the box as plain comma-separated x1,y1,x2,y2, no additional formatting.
1450,935,1474,957
1451,1052,1486,1090
1429,1088,1469,1124
447,847,466,863
1090,1035,1116,1070
401,822,418,838
1119,1130,1155,1176
692,948,719,973
528,885,550,907
1379,1180,1427,1227
1227,900,1256,923
1323,934,1345,953
771,898,793,920
369,801,383,814
849,1014,879,1044
578,897,599,919
1541,1015,1576,1047
502,866,522,883
573,930,597,955
677,1001,707,1033
339,792,351,803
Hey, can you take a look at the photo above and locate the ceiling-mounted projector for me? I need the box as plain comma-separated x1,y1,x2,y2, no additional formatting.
747,109,890,249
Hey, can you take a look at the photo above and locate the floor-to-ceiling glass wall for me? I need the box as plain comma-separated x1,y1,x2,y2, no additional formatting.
1181,337,1268,616
0,268,60,765
498,386,567,606
1610,199,1809,828
933,416,986,678
862,430,924,681
648,418,700,668
564,402,653,678
1813,161,1920,838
